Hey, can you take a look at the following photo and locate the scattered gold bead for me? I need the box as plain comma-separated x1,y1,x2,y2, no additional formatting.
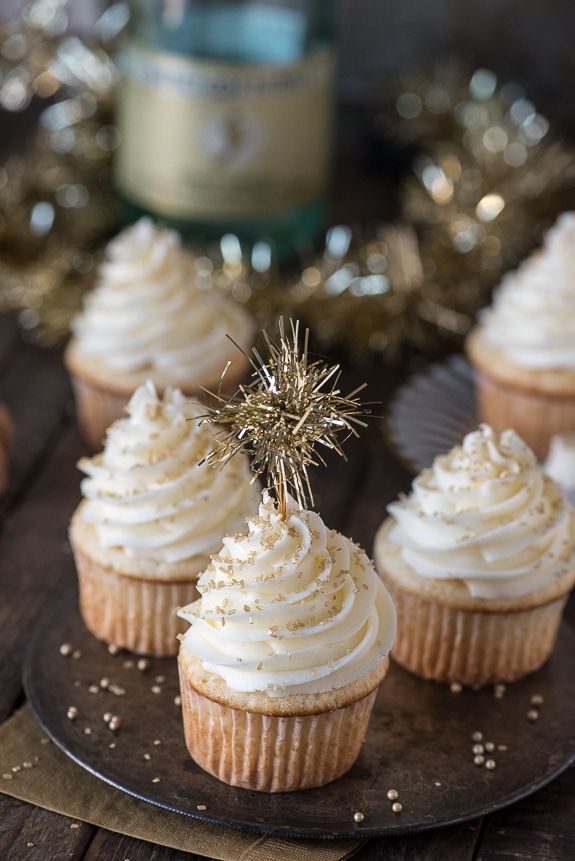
151,685,162,695
2,773,13,780
485,759,496,770
434,781,442,787
109,743,116,749
144,753,151,761
72,650,82,660
472,744,484,755
449,682,462,693
386,789,399,801
471,731,483,742
155,675,166,684
22,762,32,769
59,643,72,656
494,684,506,699
353,811,365,823
70,823,80,829
498,744,508,752
531,694,544,707
527,709,539,722
484,742,495,753
12,766,21,773
153,739,161,746
109,685,125,696
108,716,122,732
174,695,182,707
27,842,34,847
197,804,207,811
84,727,92,736
123,660,134,669
152,777,160,783
100,678,110,689
137,659,149,671
67,706,78,721
392,802,403,814
108,644,119,655
88,685,99,694
103,712,113,724
474,755,485,766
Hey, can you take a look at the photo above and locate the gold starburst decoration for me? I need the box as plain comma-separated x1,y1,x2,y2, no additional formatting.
202,319,369,517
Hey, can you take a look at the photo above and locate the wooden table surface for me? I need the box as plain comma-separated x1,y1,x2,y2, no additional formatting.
0,314,573,861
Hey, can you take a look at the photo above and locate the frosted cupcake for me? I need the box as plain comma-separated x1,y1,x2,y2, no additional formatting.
467,212,575,458
177,493,396,792
375,425,575,687
69,381,259,656
65,218,254,450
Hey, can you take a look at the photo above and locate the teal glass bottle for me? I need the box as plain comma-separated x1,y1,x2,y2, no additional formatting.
115,1,337,258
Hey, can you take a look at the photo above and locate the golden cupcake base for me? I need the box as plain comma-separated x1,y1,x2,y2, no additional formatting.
178,651,388,792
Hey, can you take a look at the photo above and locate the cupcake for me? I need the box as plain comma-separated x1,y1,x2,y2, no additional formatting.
467,212,575,459
177,493,396,792
545,433,575,505
69,381,259,656
375,425,575,687
65,218,254,450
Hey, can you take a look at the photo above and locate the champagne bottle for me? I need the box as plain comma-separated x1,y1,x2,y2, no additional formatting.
115,0,337,257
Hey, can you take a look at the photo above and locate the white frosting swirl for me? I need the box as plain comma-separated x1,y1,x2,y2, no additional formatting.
71,218,254,386
387,425,575,599
545,433,575,504
178,494,396,696
480,212,575,369
78,381,259,565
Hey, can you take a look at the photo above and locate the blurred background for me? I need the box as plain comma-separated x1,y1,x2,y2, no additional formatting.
0,0,574,363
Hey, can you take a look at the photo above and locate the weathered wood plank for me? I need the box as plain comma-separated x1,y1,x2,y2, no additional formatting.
0,795,93,861
356,820,482,860
0,339,72,517
0,424,82,722
475,765,575,861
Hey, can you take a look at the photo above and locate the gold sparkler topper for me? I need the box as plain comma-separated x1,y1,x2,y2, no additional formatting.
202,319,369,518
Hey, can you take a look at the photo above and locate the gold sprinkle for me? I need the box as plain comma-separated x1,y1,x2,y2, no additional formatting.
353,811,365,823
144,753,151,761
27,842,34,847
72,650,82,660
434,781,442,787
84,728,92,736
484,742,495,753
109,743,116,749
151,686,162,695
174,696,182,707
108,644,119,655
11,766,21,773
123,660,134,669
472,744,484,755
197,804,207,811
59,643,72,656
392,802,402,814
22,762,32,769
155,675,166,684
109,716,122,732
153,739,161,746
527,709,539,722
67,706,78,721
471,731,483,742
474,755,485,766
531,694,544,707
100,678,110,689
2,773,13,780
103,712,113,724
386,789,399,801
88,685,99,694
137,658,149,671
70,823,80,829
152,777,160,783
485,759,496,770
494,683,506,699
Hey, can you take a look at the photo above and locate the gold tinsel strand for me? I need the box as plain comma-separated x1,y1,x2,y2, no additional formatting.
201,319,369,517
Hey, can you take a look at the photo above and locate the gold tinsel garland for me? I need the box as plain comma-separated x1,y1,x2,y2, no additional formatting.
1,18,575,359
0,0,123,343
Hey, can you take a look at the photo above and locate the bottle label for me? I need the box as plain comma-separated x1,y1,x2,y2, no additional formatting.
116,43,334,221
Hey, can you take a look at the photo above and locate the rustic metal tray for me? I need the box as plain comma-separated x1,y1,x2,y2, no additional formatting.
23,589,575,839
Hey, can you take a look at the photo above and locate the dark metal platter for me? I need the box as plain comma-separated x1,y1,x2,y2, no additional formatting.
24,588,575,840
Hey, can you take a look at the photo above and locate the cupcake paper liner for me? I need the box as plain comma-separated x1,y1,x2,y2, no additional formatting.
476,370,575,460
70,374,130,452
178,657,380,792
73,546,199,657
384,577,567,686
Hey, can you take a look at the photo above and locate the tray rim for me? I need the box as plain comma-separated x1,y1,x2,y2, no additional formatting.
22,588,575,841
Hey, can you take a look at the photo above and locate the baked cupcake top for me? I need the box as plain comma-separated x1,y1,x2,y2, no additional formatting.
178,493,396,696
385,425,575,600
479,212,575,370
71,218,254,388
78,381,259,566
